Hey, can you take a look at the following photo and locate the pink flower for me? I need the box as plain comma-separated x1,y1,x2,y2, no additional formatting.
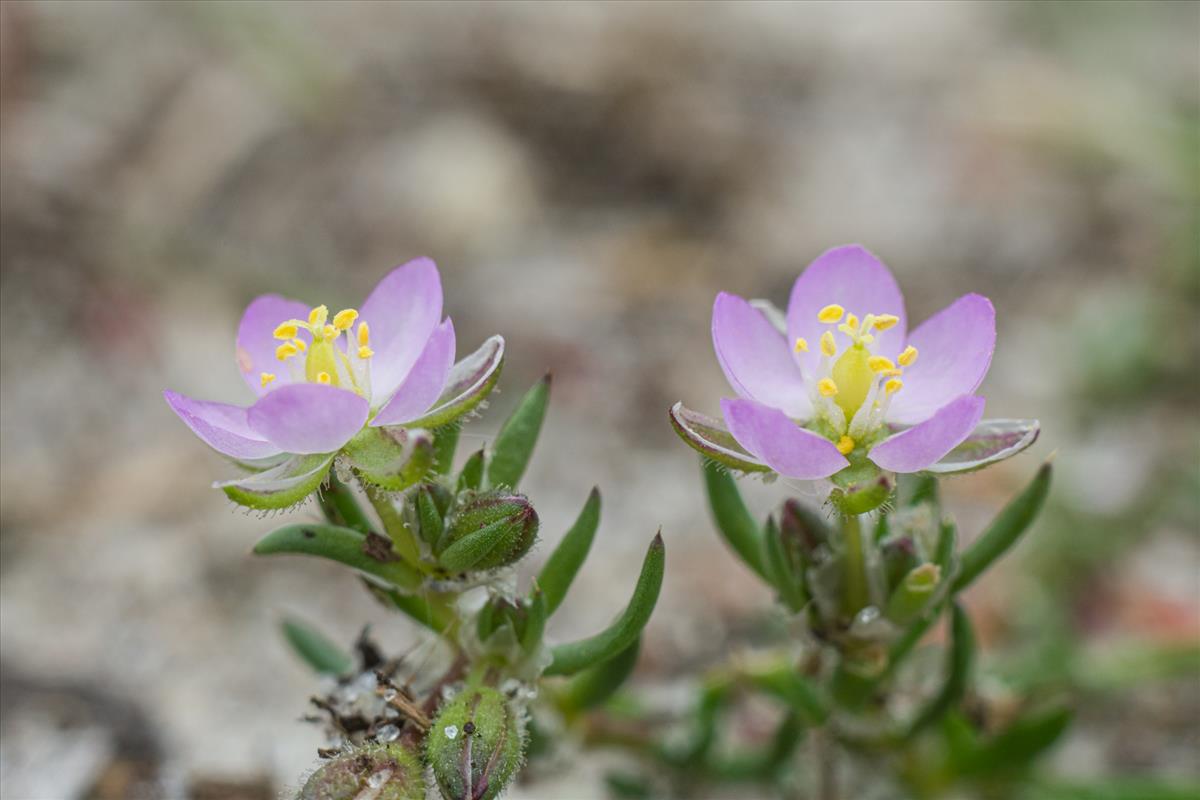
672,245,1037,479
165,258,502,503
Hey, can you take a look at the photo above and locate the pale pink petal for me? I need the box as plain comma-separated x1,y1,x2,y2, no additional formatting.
247,383,369,455
786,245,907,374
887,294,995,426
721,397,849,480
164,390,282,461
868,395,985,473
358,257,443,402
371,318,457,426
712,293,812,419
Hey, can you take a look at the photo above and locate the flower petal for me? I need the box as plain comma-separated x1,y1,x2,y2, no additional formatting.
868,395,985,473
887,294,995,426
721,397,849,480
786,245,907,374
371,318,457,427
247,383,369,455
923,418,1039,475
400,334,505,430
358,257,444,402
163,390,283,461
235,294,314,397
713,293,812,418
669,402,770,473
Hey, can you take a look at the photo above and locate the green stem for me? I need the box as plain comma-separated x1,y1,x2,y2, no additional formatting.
842,514,869,616
361,479,428,573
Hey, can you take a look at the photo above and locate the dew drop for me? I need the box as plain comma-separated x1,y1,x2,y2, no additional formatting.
376,723,400,743
444,724,459,740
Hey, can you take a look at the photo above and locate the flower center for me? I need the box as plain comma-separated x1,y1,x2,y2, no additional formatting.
261,305,375,397
793,304,918,453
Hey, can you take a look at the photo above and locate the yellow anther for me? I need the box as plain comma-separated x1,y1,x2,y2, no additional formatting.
846,313,859,331
898,345,918,367
817,304,845,324
818,378,838,397
358,345,374,359
308,305,328,328
291,338,307,353
273,322,298,340
820,331,837,357
316,371,332,385
357,322,370,347
260,372,276,388
793,337,809,353
874,314,900,331
275,342,298,361
836,435,855,455
322,324,337,340
332,308,359,331
885,378,903,395
868,356,896,373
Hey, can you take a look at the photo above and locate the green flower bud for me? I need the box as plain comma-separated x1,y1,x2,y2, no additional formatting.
427,687,525,800
414,483,454,546
884,563,941,625
436,492,538,573
297,743,425,800
830,471,893,516
880,535,919,593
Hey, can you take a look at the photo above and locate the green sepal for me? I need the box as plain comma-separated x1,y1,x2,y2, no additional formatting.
669,402,770,474
253,522,422,590
829,462,893,516
401,335,504,430
319,473,372,534
702,460,767,580
217,453,335,511
281,617,354,676
907,601,975,734
486,373,550,490
521,584,547,655
953,462,1052,592
432,424,461,475
343,426,435,491
545,533,665,676
457,449,485,493
415,485,446,546
537,487,601,617
558,637,641,714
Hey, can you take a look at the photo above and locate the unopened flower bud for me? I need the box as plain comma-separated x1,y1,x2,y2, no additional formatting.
885,563,941,625
830,472,893,516
880,535,920,592
780,499,831,559
414,483,453,546
297,743,424,800
427,687,525,800
436,492,538,573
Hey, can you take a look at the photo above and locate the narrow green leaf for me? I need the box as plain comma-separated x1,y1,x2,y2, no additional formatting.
762,515,807,611
521,585,547,655
954,463,1052,592
745,664,828,725
559,637,641,713
702,460,767,580
908,602,975,734
281,617,354,676
415,486,444,546
537,488,601,616
361,578,457,634
253,523,422,590
487,374,551,489
432,424,461,475
545,533,665,676
458,448,485,492
318,473,372,534
960,706,1072,777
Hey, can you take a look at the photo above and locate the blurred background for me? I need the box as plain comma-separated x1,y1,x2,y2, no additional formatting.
1,1,1196,798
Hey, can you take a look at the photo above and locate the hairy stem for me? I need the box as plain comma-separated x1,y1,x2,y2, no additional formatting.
360,479,428,572
842,514,870,616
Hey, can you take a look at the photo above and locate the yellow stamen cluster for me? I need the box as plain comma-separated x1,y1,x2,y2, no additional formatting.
836,435,855,455
263,304,375,395
316,371,332,385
